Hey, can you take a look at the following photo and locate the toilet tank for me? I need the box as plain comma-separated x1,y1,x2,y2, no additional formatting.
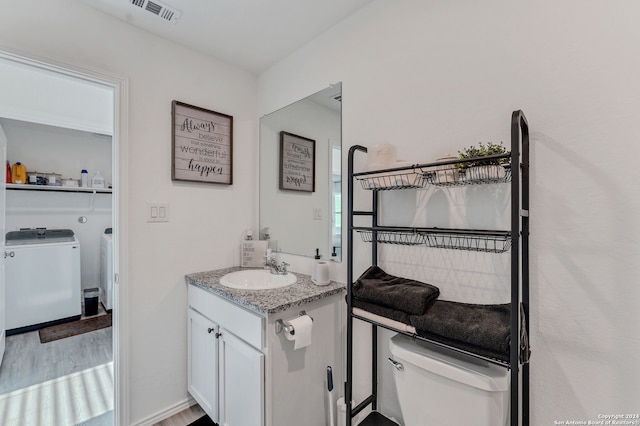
389,333,510,426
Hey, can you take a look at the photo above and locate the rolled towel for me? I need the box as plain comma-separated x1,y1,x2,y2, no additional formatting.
353,266,440,315
367,144,397,171
410,300,511,358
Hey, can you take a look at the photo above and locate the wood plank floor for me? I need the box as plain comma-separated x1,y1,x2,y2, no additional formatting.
0,321,113,425
153,404,206,426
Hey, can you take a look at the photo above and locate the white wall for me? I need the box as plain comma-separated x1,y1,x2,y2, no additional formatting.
0,1,258,424
259,0,640,424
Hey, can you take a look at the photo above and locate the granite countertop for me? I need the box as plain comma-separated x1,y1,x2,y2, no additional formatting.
185,266,345,315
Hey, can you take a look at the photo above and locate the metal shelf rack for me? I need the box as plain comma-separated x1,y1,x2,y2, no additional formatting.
345,110,530,426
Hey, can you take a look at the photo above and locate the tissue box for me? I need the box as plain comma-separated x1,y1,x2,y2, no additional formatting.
241,240,269,267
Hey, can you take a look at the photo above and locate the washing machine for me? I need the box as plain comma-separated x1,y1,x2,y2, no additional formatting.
100,228,113,312
5,228,82,335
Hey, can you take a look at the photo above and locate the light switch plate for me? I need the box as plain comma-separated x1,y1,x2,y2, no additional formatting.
147,203,169,222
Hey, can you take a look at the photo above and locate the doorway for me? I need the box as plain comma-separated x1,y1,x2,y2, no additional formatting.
0,50,125,425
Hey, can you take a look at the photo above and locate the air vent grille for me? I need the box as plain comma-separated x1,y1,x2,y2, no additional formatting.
129,0,181,23
145,1,162,15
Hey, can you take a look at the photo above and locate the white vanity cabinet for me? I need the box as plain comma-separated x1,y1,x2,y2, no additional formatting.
186,268,345,426
188,284,265,426
187,308,219,420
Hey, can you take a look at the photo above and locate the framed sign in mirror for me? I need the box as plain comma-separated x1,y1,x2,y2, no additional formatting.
171,100,233,184
279,131,315,192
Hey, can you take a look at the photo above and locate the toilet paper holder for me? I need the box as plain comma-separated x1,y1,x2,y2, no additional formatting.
275,311,313,336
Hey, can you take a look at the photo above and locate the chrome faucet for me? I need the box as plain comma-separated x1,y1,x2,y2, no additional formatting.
264,249,290,275
266,259,290,275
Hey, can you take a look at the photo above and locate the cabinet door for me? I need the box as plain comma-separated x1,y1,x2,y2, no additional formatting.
188,308,219,423
219,329,264,426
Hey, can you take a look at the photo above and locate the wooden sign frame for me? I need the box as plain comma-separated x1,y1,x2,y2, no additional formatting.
172,101,233,185
279,131,315,192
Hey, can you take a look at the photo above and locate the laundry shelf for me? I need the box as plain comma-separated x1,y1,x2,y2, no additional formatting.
6,183,112,194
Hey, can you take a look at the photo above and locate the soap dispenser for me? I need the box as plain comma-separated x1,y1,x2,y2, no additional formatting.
311,248,321,282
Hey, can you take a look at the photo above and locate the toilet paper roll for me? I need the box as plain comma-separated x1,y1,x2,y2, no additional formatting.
367,144,397,171
312,261,330,286
284,315,313,350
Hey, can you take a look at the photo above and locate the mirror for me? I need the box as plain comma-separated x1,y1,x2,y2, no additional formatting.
259,83,342,261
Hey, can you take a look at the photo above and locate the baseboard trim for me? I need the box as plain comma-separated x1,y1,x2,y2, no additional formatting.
130,397,197,426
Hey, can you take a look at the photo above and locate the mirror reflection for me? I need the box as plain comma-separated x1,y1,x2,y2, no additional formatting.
259,83,342,261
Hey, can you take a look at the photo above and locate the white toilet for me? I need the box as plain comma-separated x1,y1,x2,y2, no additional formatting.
389,333,510,426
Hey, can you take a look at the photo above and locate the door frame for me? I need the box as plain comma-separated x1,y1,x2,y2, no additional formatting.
0,48,130,425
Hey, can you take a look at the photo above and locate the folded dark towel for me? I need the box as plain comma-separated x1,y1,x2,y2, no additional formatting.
352,298,412,325
410,300,511,358
353,266,440,315
413,328,510,363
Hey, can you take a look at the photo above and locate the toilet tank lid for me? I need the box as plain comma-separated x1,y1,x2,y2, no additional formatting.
389,333,509,392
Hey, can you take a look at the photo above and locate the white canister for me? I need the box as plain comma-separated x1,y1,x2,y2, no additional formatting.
91,171,105,188
312,261,330,286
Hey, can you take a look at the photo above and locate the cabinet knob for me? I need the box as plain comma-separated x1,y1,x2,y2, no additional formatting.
207,328,215,334
215,332,222,339
4,251,15,258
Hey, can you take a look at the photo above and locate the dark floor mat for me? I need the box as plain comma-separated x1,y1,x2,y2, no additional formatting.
187,415,217,426
39,313,112,343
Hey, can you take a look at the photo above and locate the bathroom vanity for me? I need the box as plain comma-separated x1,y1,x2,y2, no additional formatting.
185,267,345,426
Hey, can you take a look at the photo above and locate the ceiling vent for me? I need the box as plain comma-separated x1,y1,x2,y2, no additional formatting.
130,0,182,23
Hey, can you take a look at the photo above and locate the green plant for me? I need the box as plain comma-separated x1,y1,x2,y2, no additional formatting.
455,142,508,172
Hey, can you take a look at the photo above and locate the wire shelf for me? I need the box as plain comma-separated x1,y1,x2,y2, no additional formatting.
356,170,428,191
425,232,512,253
357,230,427,246
355,164,511,190
423,164,512,186
357,228,511,253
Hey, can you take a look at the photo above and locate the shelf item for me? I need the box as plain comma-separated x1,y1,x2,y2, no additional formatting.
6,183,112,194
345,110,530,426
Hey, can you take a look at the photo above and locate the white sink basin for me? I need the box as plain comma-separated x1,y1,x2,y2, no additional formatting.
220,269,297,290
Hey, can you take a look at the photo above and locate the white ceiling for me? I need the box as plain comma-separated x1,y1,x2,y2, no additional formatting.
82,0,373,75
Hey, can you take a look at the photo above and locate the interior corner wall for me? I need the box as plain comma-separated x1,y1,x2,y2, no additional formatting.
0,0,258,423
259,0,640,423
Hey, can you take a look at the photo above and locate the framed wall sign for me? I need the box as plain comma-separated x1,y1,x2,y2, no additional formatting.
279,131,315,192
172,100,233,184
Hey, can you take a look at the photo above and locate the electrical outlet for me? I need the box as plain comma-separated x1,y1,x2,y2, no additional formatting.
147,203,170,222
